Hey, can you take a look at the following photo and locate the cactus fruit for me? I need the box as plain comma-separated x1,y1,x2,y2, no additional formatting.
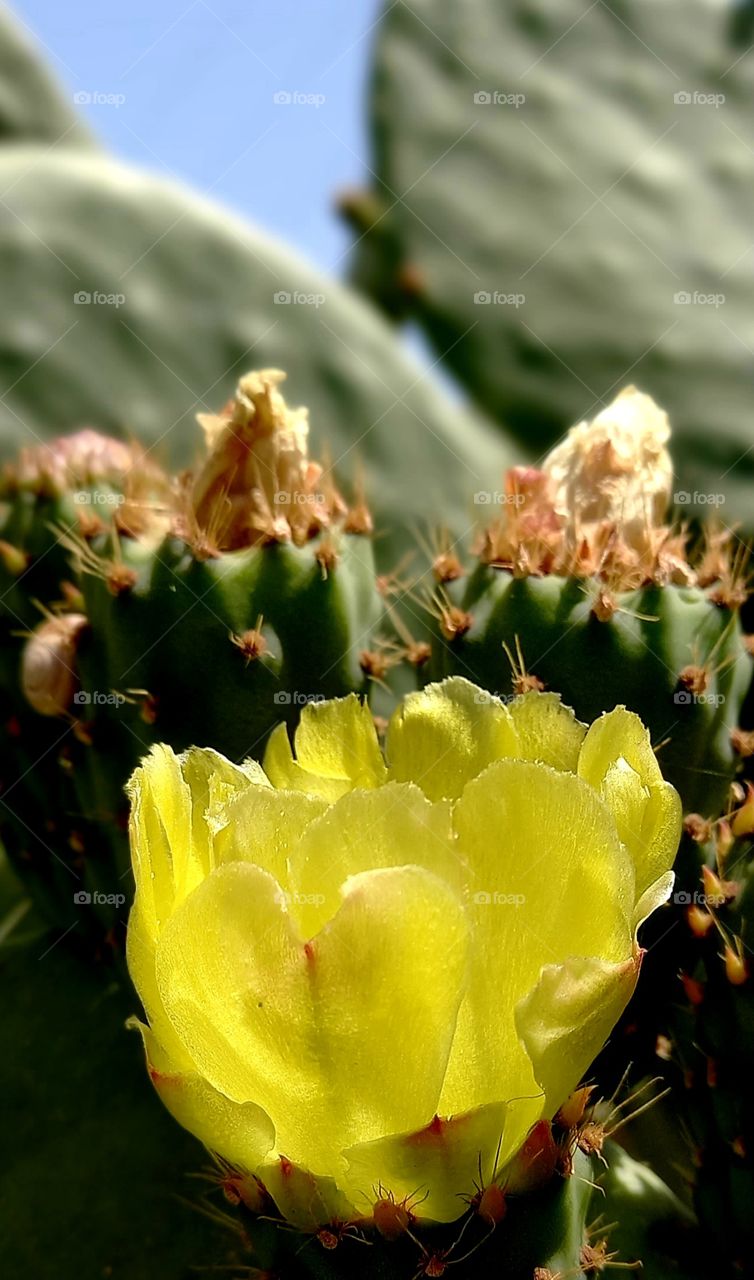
424,389,752,817
0,370,383,940
661,790,754,1273
125,678,680,1277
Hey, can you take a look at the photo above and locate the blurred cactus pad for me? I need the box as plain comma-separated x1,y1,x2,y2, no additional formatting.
349,0,754,522
0,143,514,561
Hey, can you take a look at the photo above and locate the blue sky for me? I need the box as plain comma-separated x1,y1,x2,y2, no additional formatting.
14,0,382,274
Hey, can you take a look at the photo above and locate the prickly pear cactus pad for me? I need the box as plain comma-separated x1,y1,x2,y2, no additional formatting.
0,370,384,939
0,147,513,562
0,4,96,146
425,388,752,815
126,678,680,1276
354,0,754,523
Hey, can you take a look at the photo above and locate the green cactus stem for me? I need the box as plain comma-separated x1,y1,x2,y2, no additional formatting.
0,370,384,942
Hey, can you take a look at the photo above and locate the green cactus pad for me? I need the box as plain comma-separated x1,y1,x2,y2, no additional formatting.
429,568,750,814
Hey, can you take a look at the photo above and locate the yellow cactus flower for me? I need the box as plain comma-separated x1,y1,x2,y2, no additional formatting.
126,679,679,1226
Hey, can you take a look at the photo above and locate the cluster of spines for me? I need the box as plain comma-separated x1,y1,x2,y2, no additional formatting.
416,470,750,653
191,1093,642,1280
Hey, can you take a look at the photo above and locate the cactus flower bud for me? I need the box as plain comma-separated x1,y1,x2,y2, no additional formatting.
126,679,679,1228
542,386,673,550
191,369,345,550
16,429,137,495
21,614,88,716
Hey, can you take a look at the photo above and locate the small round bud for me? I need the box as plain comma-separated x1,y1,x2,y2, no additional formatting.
22,614,88,716
687,905,714,938
477,1182,506,1226
0,539,28,576
373,1197,410,1240
724,945,748,987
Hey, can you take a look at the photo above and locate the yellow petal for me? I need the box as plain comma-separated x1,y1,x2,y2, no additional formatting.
179,747,266,897
130,1019,275,1172
515,954,640,1115
127,744,190,943
264,695,386,798
344,1102,509,1224
578,709,681,899
155,861,469,1173
386,677,519,801
637,786,682,899
288,783,461,936
633,869,675,933
126,899,194,1072
259,1158,356,1230
508,691,586,772
212,784,328,890
126,744,262,939
439,759,634,1160
578,705,663,790
263,723,349,801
